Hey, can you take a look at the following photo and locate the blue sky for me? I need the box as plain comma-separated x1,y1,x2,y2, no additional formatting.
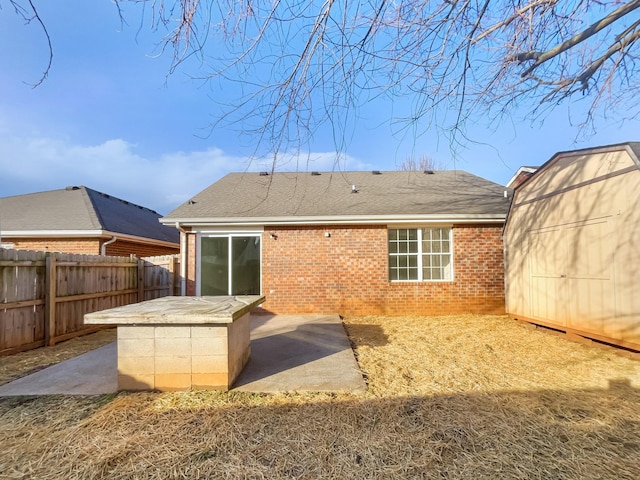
1,1,638,215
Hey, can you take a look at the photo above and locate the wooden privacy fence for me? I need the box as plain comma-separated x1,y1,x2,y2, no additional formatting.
0,249,181,355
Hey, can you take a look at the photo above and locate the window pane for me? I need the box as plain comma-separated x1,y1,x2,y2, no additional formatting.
408,267,418,280
409,255,417,268
442,240,450,253
389,267,398,281
423,267,432,280
389,241,398,254
443,257,452,280
389,229,398,241
399,229,408,240
389,256,397,268
408,240,418,253
201,237,229,295
399,256,408,268
432,268,442,280
408,229,418,240
231,236,261,295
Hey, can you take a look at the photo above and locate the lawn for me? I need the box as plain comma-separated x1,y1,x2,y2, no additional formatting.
1,315,639,479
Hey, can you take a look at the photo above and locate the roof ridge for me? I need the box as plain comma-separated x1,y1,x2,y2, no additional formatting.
76,186,104,230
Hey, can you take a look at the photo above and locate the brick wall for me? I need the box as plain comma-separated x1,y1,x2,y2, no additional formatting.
185,224,505,316
259,224,505,316
10,238,101,255
9,237,179,258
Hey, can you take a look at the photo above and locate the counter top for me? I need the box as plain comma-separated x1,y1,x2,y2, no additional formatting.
84,295,265,325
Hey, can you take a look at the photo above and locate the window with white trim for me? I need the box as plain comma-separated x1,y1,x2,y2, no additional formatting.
388,227,453,281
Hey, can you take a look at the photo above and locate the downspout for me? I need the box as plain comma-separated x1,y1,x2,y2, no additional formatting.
101,236,117,256
176,222,187,296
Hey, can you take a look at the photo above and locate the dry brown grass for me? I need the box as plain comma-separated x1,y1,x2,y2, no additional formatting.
1,315,639,479
0,329,117,386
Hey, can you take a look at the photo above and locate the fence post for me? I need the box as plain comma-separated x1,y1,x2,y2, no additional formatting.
137,258,145,302
45,254,57,346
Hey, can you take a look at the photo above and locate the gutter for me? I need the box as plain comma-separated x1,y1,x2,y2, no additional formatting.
100,236,117,255
160,213,508,228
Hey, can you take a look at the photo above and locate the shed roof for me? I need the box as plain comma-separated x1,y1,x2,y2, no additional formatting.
162,170,511,226
0,186,179,244
516,142,640,191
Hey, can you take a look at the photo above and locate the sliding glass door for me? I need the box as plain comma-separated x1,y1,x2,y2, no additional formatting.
200,235,261,296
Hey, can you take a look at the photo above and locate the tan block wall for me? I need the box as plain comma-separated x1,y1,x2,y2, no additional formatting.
260,224,505,316
116,322,250,392
227,313,252,383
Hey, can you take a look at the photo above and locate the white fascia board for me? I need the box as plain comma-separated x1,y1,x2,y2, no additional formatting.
1,230,179,248
506,167,537,188
161,214,507,227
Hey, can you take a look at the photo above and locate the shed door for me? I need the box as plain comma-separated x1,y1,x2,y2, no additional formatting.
528,217,614,334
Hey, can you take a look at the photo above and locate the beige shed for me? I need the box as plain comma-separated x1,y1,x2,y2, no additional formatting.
504,143,640,351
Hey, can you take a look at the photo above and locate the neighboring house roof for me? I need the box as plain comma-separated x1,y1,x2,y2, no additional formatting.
162,170,512,226
0,186,179,245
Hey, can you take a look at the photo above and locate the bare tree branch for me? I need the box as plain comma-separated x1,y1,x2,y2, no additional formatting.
517,0,640,76
9,0,640,158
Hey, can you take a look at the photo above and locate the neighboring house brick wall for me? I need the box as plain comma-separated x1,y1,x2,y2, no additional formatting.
9,238,100,255
256,223,504,316
104,239,179,258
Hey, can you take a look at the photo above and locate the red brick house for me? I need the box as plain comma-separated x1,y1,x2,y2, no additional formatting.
0,186,179,257
161,170,511,316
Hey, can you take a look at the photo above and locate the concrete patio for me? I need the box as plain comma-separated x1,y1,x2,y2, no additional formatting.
0,314,366,396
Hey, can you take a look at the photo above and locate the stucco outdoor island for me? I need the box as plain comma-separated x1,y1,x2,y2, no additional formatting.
84,295,265,391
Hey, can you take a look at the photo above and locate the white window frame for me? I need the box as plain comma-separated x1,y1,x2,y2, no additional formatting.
196,229,263,296
388,226,454,282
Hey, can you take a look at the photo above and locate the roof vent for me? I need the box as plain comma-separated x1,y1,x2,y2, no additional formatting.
424,170,435,175
188,199,197,205
351,184,358,193
372,170,382,175
311,171,321,176
259,171,270,176
65,186,81,191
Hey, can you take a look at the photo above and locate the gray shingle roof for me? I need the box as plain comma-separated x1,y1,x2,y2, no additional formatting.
163,170,511,224
0,186,179,244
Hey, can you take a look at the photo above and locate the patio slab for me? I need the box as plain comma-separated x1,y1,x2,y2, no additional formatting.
0,314,366,396
0,343,118,396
